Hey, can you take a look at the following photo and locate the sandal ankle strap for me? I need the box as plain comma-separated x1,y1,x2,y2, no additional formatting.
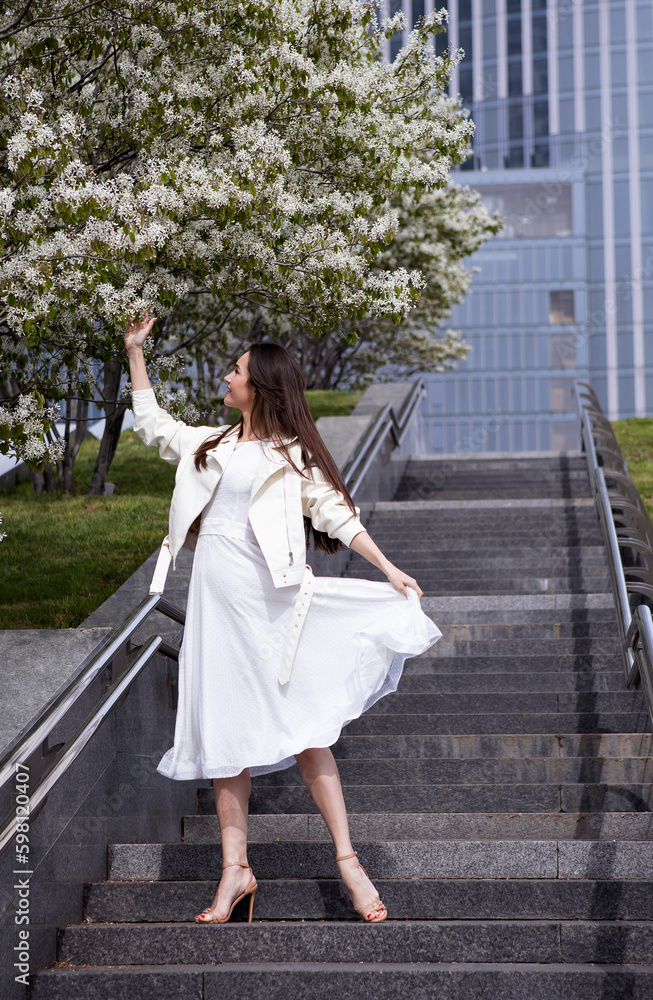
222,861,250,870
335,850,358,862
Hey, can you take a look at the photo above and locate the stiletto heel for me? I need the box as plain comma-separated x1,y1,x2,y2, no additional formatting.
336,850,387,923
195,861,258,924
247,884,258,922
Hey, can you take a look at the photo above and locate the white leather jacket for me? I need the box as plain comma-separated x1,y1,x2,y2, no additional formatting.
131,387,367,682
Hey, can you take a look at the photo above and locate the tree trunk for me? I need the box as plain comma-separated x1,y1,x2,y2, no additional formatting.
29,468,45,493
88,360,126,496
42,461,58,492
60,393,89,492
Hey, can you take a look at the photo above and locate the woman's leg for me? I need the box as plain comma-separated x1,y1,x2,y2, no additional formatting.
294,746,387,920
196,768,254,920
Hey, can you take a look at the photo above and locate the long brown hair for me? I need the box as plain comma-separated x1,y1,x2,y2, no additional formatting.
193,343,357,553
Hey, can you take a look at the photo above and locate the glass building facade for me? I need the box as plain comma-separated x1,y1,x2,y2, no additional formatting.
382,1,653,452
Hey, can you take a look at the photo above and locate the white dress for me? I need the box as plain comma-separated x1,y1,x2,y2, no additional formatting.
156,439,441,780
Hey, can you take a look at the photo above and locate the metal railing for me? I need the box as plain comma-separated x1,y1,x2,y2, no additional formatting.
574,381,653,727
343,379,426,496
0,594,185,855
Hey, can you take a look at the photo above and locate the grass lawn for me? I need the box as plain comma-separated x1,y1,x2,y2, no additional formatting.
0,390,362,629
612,417,653,520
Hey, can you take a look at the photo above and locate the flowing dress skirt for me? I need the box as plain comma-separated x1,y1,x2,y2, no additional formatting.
156,528,441,780
156,437,441,780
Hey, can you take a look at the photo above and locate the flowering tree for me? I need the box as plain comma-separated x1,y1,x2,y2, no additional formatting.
157,179,502,400
0,0,474,490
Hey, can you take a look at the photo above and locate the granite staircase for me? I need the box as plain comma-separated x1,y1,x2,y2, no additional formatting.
30,453,653,999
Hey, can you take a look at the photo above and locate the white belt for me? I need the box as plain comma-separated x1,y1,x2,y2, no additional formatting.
148,535,314,685
278,564,315,685
149,534,173,595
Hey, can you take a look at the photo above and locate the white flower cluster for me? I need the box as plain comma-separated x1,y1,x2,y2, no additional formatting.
0,394,65,465
0,512,6,542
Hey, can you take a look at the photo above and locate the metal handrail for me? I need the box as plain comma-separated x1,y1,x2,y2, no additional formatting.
343,379,426,496
0,592,186,856
574,380,653,728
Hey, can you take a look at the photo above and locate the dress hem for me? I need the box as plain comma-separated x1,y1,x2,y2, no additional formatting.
155,650,409,782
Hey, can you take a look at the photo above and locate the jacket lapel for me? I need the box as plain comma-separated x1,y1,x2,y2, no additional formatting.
205,426,239,471
249,437,299,503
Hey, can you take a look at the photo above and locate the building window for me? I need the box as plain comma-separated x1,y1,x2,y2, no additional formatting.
412,0,425,26
477,183,573,238
532,56,548,95
435,1,448,58
390,0,402,61
508,59,523,96
531,142,550,167
531,11,548,54
549,334,578,368
550,378,575,413
459,66,474,105
533,99,549,137
549,290,575,324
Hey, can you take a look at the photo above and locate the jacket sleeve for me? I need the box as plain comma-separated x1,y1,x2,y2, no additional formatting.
131,387,223,466
300,464,367,546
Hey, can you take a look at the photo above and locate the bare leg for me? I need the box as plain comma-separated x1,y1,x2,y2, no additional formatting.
294,746,387,920
195,768,255,921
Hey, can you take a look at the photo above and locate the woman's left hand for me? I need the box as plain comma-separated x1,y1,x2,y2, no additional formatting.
386,566,423,600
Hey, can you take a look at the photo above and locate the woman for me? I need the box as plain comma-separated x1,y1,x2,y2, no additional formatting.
125,311,441,925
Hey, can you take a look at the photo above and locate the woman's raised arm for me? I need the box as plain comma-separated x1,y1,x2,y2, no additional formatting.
124,309,157,391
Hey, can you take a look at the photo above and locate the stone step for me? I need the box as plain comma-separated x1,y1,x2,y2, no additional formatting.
350,535,606,550
424,610,619,626
423,638,621,656
395,472,592,484
408,654,623,672
396,489,595,501
431,622,619,638
365,693,645,716
362,580,610,597
106,840,653,882
367,580,611,597
343,711,650,736
53,920,653,967
369,508,600,522
353,562,610,577
183,811,653,844
367,542,609,558
28,963,653,1000
390,561,609,575
397,671,627,693
365,526,604,539
329,733,653,759
82,876,653,922
245,783,653,815
250,758,653,787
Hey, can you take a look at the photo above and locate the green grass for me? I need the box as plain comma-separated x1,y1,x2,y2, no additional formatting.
612,417,653,520
304,390,362,419
0,390,361,629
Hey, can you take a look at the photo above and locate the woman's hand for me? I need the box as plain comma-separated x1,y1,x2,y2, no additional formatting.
385,566,423,600
349,530,423,600
124,307,157,353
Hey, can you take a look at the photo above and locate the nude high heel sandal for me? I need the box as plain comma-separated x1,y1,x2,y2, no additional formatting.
336,850,387,923
195,861,258,924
